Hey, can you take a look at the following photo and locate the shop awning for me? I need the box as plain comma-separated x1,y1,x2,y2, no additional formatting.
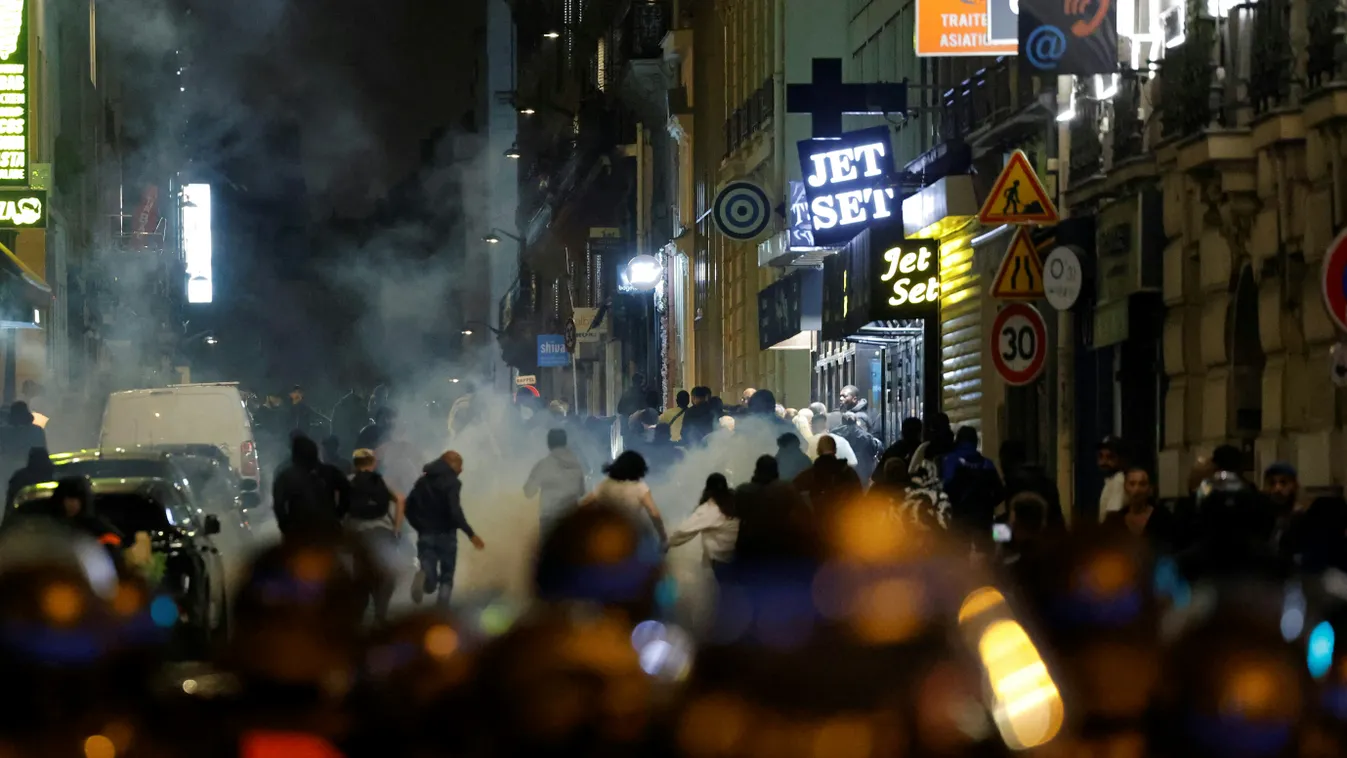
0,240,50,328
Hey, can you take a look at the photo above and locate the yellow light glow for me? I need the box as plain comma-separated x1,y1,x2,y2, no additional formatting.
958,586,1007,624
979,620,1065,750
41,582,84,625
423,624,459,660
83,735,115,758
912,215,974,240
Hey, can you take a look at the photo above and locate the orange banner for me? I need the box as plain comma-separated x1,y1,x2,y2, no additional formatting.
915,0,1018,57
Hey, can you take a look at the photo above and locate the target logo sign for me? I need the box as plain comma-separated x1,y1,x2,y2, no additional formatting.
991,302,1048,386
712,181,772,241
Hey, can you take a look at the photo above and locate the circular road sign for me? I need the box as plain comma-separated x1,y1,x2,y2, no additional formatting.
564,318,577,353
1322,227,1347,333
712,180,772,241
991,302,1048,386
1043,246,1083,311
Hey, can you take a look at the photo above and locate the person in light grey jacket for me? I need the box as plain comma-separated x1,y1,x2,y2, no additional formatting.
524,428,588,535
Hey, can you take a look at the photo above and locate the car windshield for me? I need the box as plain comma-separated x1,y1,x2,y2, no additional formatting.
15,489,197,535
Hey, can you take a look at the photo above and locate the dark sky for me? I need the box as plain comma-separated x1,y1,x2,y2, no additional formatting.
184,0,482,218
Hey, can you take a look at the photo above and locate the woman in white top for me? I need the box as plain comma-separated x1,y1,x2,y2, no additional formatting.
667,473,739,583
579,450,667,548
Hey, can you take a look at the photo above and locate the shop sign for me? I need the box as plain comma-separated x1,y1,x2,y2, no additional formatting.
916,0,1018,56
0,188,42,228
873,238,941,318
0,0,26,187
758,269,823,350
787,181,816,249
797,126,899,247
1019,0,1119,76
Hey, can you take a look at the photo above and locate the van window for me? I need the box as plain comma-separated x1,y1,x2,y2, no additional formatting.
102,392,248,449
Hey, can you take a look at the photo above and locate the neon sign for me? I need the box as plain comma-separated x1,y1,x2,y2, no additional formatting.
796,126,898,247
0,188,43,227
879,243,940,306
871,237,940,319
0,0,25,187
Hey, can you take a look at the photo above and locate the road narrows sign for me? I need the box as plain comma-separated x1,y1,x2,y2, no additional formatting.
1321,227,1347,333
977,150,1059,226
1043,246,1083,310
991,302,1049,386
991,227,1046,300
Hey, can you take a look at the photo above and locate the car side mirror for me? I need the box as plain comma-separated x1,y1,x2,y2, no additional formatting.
203,515,221,536
239,492,261,511
239,479,259,493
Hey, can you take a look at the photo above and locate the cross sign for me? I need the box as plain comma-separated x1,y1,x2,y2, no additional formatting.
786,59,908,138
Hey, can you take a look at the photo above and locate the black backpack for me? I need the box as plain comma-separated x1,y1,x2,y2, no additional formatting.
347,471,392,521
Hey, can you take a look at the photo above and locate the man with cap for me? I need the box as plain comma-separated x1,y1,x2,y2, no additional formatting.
1097,436,1128,523
1263,461,1303,554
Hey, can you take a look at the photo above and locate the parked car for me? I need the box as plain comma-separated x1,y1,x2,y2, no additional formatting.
10,475,229,658
99,383,261,491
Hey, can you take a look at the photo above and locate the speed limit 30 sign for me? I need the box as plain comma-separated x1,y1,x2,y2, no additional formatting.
991,302,1048,386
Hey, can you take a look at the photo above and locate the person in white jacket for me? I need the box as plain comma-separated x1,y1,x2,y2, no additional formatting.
524,428,588,535
805,407,858,466
667,473,739,584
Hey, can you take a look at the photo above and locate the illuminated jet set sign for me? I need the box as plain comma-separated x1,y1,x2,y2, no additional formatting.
0,0,26,188
797,126,898,247
0,189,43,228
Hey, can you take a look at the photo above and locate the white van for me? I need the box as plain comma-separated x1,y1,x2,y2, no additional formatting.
100,383,260,487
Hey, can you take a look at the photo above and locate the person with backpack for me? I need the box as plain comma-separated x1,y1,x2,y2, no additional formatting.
657,390,690,442
942,425,1005,552
344,448,403,625
271,435,350,539
405,450,485,607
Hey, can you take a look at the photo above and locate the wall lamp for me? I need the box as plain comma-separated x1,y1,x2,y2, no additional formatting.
504,143,522,159
543,31,561,39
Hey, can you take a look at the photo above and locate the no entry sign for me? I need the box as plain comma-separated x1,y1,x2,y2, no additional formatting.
1322,228,1347,333
991,302,1048,386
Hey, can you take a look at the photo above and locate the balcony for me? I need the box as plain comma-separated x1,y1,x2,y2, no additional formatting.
1307,0,1343,89
723,78,775,158
939,58,1047,156
623,0,670,60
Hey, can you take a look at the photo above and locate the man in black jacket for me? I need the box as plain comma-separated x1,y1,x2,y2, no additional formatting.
271,436,349,539
406,451,485,607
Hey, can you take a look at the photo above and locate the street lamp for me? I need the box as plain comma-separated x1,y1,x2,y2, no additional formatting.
543,31,560,39
504,143,522,159
622,254,663,291
518,107,536,115
462,329,474,336
483,228,522,244
204,335,219,346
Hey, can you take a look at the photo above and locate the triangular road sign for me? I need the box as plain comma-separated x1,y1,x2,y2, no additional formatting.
991,227,1045,299
978,150,1059,225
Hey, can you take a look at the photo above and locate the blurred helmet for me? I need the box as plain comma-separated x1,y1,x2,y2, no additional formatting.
224,535,378,696
534,505,665,622
1154,607,1310,758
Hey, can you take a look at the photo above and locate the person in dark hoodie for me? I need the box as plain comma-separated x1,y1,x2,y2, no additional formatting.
0,401,46,484
271,435,350,539
775,433,812,481
875,417,924,485
524,429,587,535
838,385,869,420
356,406,397,451
405,451,485,607
792,435,862,518
329,386,369,456
999,439,1065,532
7,447,53,507
734,456,813,567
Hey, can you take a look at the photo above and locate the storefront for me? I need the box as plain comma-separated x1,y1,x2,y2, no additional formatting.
820,220,941,441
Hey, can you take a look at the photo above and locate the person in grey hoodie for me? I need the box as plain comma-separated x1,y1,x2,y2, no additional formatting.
524,428,588,535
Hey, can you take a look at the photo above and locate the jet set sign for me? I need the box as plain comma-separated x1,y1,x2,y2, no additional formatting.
797,126,899,247
0,189,44,228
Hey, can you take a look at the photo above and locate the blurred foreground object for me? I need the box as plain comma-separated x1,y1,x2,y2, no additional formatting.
535,504,666,623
